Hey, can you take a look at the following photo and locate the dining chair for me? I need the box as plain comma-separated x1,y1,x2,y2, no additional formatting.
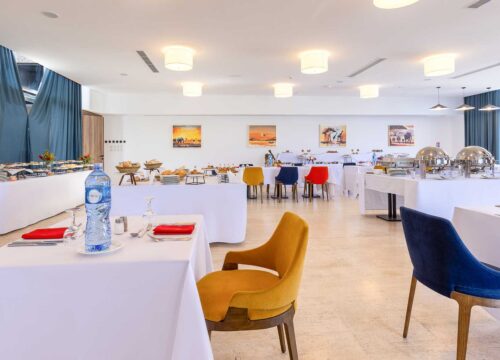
242,167,264,203
303,166,329,201
400,207,500,360
274,167,299,202
197,212,309,360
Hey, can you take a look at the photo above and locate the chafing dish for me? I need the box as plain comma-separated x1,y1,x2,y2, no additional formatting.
455,146,495,177
415,146,450,167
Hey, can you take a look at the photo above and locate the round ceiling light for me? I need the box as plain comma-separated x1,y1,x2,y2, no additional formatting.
273,83,294,98
182,82,203,97
423,54,456,77
359,85,380,99
41,11,59,19
300,50,329,75
373,0,419,9
163,46,195,71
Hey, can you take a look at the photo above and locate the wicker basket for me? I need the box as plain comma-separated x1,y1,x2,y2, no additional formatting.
144,162,162,170
116,165,141,174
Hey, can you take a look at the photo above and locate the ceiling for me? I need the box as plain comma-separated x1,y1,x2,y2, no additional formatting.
1,0,499,98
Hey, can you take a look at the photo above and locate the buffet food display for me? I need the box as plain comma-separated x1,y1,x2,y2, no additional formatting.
0,160,90,181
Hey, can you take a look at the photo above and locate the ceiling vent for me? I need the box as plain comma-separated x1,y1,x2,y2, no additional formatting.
347,58,387,78
451,62,500,79
136,51,159,73
468,0,490,8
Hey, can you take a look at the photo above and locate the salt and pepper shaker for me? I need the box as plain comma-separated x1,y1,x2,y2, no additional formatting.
121,216,128,232
114,218,125,235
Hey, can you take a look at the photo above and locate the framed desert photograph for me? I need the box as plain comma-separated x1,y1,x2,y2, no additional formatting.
388,125,415,146
172,125,202,148
319,125,347,147
248,125,276,147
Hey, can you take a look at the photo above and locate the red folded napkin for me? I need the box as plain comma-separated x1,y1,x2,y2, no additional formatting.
153,224,195,235
22,227,68,240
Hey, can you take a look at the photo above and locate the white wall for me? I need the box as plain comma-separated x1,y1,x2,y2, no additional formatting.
104,114,464,170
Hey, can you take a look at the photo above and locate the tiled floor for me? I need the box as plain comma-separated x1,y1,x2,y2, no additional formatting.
1,196,499,359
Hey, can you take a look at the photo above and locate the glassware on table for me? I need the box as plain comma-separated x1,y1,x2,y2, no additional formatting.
142,196,156,228
64,207,83,241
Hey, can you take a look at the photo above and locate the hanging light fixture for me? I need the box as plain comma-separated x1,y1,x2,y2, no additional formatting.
423,54,456,77
300,50,329,74
163,46,195,71
359,85,380,99
373,0,419,9
479,87,500,111
182,82,203,97
455,87,475,111
273,83,294,98
429,86,449,110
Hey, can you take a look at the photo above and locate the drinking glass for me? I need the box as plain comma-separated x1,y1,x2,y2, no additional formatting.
142,196,156,228
64,207,83,241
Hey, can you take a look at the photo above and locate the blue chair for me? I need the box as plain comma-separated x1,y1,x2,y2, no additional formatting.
274,167,299,202
400,207,500,360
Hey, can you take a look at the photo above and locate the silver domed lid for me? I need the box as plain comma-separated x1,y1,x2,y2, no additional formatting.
455,146,495,166
415,146,450,166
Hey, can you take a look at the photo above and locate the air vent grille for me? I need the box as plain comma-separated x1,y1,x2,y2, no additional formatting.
468,0,491,9
347,58,387,78
136,51,159,73
451,62,500,79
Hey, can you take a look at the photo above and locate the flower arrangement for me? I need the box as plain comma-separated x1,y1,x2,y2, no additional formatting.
39,150,55,163
79,153,92,164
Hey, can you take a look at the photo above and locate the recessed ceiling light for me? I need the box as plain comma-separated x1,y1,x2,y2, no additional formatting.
373,0,419,9
273,83,294,98
163,46,195,71
182,82,203,97
423,54,456,77
41,11,59,19
300,50,329,74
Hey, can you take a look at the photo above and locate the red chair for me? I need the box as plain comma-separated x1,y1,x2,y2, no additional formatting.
303,166,329,201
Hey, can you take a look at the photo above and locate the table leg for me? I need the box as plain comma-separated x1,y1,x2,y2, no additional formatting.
376,193,401,221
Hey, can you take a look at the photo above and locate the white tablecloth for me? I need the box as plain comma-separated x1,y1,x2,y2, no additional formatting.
343,165,374,197
360,174,500,219
0,171,91,234
0,214,213,360
452,206,500,320
111,181,247,244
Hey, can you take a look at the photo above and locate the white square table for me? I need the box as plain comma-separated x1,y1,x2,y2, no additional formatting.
0,214,214,360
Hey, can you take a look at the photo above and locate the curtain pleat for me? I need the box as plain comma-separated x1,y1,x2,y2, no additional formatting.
29,70,82,160
0,45,29,162
464,90,500,159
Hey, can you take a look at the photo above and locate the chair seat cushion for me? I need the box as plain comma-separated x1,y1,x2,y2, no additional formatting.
197,269,291,322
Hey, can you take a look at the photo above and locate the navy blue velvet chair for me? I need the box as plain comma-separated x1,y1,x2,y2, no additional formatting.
274,167,299,202
400,207,500,360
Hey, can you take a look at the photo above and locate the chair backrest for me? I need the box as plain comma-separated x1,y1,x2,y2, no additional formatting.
267,212,308,298
242,167,264,185
276,167,298,185
400,207,500,298
305,166,329,184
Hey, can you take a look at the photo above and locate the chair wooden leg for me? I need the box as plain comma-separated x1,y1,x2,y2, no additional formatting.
284,317,298,360
208,329,212,341
326,183,329,201
295,184,299,202
267,184,270,199
278,184,282,203
403,275,417,338
260,184,263,203
456,302,472,360
277,324,286,353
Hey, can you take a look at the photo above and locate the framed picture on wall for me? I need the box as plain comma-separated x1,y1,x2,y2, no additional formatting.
248,125,276,147
319,125,347,147
172,125,202,148
388,125,414,146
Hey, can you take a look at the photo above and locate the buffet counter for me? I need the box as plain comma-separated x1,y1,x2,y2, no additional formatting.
0,171,91,234
111,180,247,244
360,173,500,220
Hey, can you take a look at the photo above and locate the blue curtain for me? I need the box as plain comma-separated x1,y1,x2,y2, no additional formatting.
464,90,500,159
0,45,29,162
29,70,82,160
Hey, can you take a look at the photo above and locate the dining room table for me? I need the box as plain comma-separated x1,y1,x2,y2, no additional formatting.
0,214,214,360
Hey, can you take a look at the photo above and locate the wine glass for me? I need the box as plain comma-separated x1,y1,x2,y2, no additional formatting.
64,207,82,241
142,196,156,229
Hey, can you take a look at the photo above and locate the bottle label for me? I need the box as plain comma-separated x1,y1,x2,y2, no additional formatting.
85,186,110,204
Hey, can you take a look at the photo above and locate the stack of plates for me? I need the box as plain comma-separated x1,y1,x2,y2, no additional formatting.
387,168,407,177
160,175,180,185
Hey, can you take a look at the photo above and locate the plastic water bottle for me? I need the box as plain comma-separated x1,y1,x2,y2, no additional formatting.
84,163,111,252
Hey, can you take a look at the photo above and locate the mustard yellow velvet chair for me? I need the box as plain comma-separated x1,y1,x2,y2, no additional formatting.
242,167,265,203
197,212,309,360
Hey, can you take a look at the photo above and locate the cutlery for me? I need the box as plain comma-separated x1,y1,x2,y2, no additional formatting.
8,242,58,247
130,228,143,237
139,224,152,238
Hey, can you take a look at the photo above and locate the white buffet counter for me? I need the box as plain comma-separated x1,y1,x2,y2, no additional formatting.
0,171,91,234
111,180,247,244
0,214,214,360
360,173,500,220
453,206,500,320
